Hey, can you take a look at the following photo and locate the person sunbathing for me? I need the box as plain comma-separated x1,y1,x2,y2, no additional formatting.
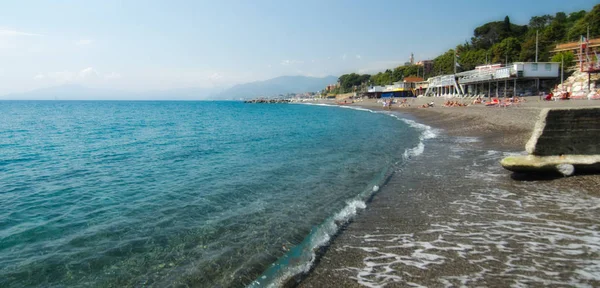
485,98,500,106
544,92,553,101
472,96,482,104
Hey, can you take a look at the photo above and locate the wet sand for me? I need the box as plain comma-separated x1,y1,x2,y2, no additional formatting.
298,98,600,287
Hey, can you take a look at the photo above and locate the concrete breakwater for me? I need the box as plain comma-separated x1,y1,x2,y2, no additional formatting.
502,107,600,176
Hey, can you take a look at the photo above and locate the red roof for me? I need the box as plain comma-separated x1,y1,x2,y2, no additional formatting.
403,76,424,83
553,38,600,52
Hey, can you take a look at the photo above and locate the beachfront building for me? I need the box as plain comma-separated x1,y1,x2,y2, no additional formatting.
413,81,429,96
366,81,416,98
424,62,560,97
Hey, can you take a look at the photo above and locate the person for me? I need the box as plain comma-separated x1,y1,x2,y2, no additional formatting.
545,92,553,101
485,98,499,106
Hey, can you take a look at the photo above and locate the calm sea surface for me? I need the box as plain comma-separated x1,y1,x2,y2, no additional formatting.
0,101,422,287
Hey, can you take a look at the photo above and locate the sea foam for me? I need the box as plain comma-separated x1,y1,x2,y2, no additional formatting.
250,104,437,288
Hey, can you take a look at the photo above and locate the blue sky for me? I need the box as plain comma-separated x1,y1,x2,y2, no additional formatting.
0,0,596,94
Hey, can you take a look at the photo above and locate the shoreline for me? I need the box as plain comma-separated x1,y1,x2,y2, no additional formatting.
296,97,600,287
324,97,600,150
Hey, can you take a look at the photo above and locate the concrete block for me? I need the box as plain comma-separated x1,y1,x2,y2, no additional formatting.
526,108,600,156
501,155,600,176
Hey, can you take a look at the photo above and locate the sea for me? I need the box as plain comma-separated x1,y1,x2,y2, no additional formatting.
0,101,432,287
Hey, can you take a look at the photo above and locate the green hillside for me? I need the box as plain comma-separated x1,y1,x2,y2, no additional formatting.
333,4,600,93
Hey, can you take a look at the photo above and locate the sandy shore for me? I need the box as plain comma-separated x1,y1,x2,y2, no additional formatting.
297,97,600,287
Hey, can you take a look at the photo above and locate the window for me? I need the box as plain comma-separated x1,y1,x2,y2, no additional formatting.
545,63,551,71
532,63,538,71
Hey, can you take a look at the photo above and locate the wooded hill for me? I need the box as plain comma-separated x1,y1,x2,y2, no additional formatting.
332,4,599,94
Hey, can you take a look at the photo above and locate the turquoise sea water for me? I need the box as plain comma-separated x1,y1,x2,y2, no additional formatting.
0,101,423,287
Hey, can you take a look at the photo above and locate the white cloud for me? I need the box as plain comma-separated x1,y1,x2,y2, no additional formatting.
208,72,223,81
75,39,94,46
0,29,43,37
104,72,122,79
280,59,304,66
78,67,99,79
356,54,362,60
33,74,45,80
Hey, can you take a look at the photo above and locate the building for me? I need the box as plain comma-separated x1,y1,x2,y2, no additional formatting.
551,38,600,56
403,76,424,83
325,83,340,92
552,38,600,73
366,81,415,98
424,62,560,97
415,60,434,76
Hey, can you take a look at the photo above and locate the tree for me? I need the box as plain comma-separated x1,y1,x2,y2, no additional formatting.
529,14,554,30
555,12,567,23
472,22,501,49
392,66,404,82
459,49,487,70
502,16,512,38
543,12,568,41
338,73,372,92
472,20,528,49
370,70,393,86
569,4,600,41
358,74,371,84
401,65,420,78
519,37,537,61
551,51,576,69
567,10,587,25
491,37,521,63
433,49,455,75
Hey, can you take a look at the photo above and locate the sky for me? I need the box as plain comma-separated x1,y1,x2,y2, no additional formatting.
0,0,597,94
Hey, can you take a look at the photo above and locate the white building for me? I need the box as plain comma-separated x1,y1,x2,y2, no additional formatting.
424,62,560,97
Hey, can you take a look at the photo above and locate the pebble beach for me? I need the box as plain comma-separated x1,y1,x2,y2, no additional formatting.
298,97,600,287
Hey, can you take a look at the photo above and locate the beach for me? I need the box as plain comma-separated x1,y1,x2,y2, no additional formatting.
298,97,600,287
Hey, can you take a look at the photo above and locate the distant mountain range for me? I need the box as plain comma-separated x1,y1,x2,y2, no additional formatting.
210,75,338,99
0,75,337,100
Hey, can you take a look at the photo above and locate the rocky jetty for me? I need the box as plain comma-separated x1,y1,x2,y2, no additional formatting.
243,99,290,104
